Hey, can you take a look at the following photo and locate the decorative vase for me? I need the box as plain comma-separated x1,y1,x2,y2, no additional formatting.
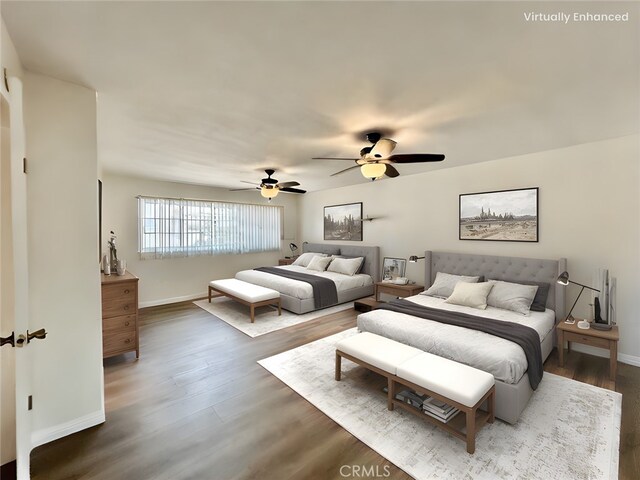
116,259,126,276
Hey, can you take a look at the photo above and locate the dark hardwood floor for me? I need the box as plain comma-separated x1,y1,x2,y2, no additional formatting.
31,302,639,479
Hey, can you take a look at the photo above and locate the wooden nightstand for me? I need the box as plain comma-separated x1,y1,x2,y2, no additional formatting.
278,258,296,266
374,282,424,301
557,321,619,380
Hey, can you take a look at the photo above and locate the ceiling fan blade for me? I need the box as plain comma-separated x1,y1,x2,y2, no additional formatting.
229,187,259,191
240,180,260,185
387,153,445,163
280,187,307,194
330,164,361,177
384,164,400,178
369,138,397,159
277,181,300,189
312,157,360,161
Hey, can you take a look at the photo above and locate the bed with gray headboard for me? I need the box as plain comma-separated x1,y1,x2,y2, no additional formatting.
235,243,380,315
357,250,567,424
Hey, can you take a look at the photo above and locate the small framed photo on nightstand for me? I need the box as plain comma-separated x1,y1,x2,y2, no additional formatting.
382,257,406,281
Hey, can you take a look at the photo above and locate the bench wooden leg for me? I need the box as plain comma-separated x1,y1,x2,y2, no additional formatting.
208,286,212,303
250,305,255,323
466,408,476,454
387,377,394,411
277,298,281,316
335,352,341,381
488,388,495,424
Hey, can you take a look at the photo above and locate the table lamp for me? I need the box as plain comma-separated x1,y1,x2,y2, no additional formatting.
557,271,600,328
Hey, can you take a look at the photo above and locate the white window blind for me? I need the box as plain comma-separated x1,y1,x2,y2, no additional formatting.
138,196,283,259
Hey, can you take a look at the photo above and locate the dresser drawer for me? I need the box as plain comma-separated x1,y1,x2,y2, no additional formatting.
564,331,610,349
103,314,136,332
103,330,137,357
102,281,135,302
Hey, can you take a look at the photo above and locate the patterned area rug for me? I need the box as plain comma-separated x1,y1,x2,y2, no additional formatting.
259,328,621,480
193,298,354,337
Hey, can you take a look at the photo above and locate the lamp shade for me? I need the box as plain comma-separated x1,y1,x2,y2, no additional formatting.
557,271,569,286
360,163,386,180
261,185,279,199
409,255,425,263
289,243,298,253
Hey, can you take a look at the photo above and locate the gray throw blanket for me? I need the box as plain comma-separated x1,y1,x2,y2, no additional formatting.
378,299,543,390
254,267,338,309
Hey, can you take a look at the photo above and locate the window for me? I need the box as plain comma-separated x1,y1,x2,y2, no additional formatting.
137,196,282,259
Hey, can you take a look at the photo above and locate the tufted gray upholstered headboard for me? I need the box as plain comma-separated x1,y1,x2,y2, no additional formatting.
303,243,381,282
424,251,567,321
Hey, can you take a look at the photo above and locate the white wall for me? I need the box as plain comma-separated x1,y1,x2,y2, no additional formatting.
102,173,300,306
24,72,104,446
299,135,640,362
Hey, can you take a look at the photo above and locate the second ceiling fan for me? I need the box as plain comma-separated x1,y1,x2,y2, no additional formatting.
230,169,306,201
313,132,445,181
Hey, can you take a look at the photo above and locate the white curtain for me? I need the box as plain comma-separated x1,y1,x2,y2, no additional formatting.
138,197,283,259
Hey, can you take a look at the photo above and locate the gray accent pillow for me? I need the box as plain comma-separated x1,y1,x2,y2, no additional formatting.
445,282,495,310
486,280,539,316
422,272,481,298
307,255,333,271
293,252,327,267
489,278,550,312
327,257,364,276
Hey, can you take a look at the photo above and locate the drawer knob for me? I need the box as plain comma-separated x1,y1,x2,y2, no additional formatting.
124,305,129,310
125,339,131,344
125,321,130,327
124,289,130,294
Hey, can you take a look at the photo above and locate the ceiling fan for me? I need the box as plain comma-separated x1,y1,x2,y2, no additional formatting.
230,169,306,201
313,132,445,181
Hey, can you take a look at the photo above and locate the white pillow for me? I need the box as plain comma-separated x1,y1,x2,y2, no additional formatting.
423,272,481,298
292,252,327,267
445,282,494,310
307,255,333,272
327,257,364,276
486,280,539,315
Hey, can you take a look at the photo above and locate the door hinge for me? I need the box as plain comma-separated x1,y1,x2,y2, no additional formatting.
23,157,27,174
28,395,33,411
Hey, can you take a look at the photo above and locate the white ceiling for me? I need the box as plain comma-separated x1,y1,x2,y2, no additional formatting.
2,1,638,192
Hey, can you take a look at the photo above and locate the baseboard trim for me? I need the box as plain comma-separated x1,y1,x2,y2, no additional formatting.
570,344,640,367
31,409,105,449
139,292,207,309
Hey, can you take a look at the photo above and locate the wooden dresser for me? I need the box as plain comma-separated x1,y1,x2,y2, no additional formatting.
101,271,139,359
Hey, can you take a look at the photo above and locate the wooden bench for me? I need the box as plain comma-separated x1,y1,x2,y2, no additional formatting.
335,332,495,454
208,279,281,323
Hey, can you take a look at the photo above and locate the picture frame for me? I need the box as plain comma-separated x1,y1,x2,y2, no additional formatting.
459,187,539,242
323,202,363,241
382,257,407,281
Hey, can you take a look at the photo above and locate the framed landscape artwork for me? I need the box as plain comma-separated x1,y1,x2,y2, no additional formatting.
324,202,363,241
459,187,539,242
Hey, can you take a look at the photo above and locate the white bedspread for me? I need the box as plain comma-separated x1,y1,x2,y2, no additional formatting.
235,265,373,300
356,295,555,384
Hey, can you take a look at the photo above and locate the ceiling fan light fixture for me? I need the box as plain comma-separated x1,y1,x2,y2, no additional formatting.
360,162,386,180
261,185,279,199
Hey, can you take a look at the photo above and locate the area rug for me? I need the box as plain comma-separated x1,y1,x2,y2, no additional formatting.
193,298,354,338
259,328,621,480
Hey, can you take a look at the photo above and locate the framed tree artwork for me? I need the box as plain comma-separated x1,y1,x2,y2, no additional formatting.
459,187,538,242
324,202,363,241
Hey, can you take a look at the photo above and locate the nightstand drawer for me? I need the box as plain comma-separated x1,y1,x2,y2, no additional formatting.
103,330,137,356
564,331,610,349
102,282,135,303
102,298,136,318
103,314,136,332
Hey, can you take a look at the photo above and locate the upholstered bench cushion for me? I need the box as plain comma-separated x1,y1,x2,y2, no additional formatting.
336,332,423,375
397,352,495,408
209,279,279,302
